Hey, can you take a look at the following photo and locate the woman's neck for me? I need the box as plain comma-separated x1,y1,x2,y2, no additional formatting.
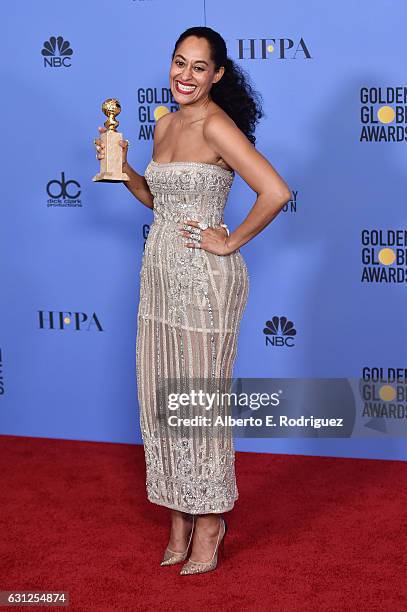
177,96,212,126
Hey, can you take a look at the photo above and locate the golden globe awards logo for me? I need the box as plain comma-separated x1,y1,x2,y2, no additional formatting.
361,229,406,283
361,367,407,425
360,87,407,142
137,88,178,140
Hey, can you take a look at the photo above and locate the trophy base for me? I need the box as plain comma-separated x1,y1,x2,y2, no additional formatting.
92,172,130,182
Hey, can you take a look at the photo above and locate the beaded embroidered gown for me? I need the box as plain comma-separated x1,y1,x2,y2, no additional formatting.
136,159,249,514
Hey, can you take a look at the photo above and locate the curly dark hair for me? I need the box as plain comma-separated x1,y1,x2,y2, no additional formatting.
171,26,264,145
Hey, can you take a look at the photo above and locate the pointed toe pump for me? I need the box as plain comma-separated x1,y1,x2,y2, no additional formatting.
180,516,227,576
160,516,196,566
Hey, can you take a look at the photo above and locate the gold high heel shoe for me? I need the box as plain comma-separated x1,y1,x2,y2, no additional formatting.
179,516,227,576
160,516,195,566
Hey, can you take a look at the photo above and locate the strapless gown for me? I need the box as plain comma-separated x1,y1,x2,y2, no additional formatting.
136,159,249,514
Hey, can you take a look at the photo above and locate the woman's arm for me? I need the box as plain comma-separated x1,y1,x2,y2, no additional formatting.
203,113,292,253
121,112,174,209
122,160,154,210
95,125,154,209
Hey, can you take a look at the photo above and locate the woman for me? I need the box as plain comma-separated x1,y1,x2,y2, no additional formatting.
95,26,291,575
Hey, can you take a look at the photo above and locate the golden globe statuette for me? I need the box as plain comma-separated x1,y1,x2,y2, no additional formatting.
93,98,130,182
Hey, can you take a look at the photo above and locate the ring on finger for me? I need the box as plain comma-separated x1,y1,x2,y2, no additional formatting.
184,225,198,236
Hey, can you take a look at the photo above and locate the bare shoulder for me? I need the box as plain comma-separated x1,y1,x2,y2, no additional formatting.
203,108,238,139
202,107,247,170
202,108,240,169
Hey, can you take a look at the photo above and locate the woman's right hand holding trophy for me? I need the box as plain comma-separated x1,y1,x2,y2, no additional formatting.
93,98,154,209
94,125,130,171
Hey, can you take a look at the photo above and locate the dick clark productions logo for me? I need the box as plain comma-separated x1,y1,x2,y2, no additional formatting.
46,172,82,207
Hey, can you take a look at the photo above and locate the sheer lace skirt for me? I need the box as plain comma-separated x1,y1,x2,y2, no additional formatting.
136,238,249,514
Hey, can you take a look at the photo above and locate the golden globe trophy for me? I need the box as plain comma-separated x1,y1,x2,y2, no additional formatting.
93,98,130,182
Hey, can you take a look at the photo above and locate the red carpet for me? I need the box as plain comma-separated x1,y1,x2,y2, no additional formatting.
0,435,405,611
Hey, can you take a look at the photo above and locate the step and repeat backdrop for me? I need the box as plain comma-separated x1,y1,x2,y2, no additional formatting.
1,1,406,460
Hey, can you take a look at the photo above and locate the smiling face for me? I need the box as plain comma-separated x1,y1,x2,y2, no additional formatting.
170,36,224,105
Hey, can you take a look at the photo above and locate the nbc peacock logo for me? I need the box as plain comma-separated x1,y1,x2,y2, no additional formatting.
263,316,297,347
41,36,73,68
